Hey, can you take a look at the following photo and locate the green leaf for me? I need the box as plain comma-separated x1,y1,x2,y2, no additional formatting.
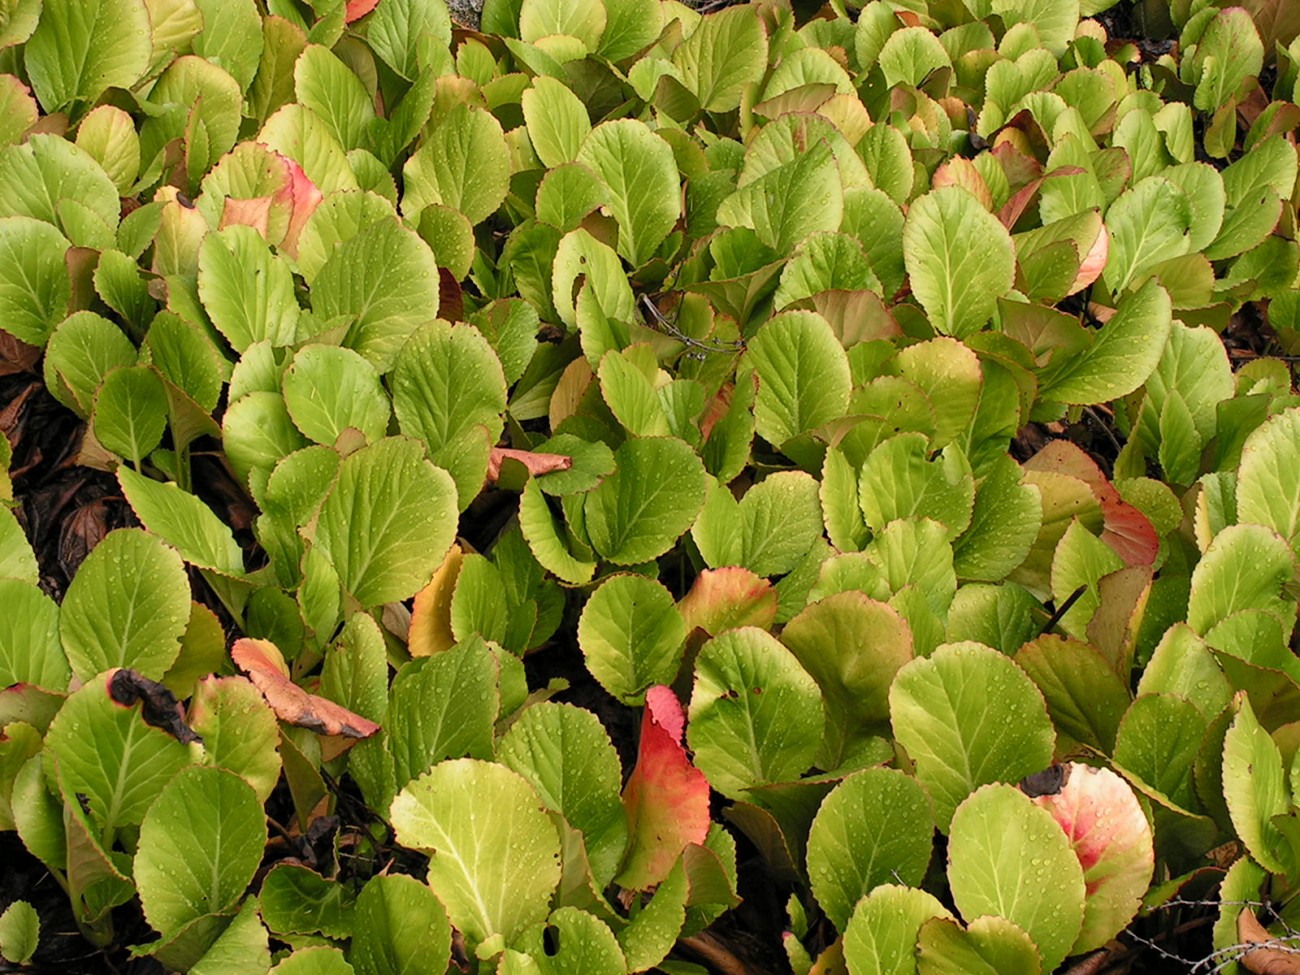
1015,636,1129,752
1237,408,1300,559
312,216,440,372
577,119,680,267
1223,695,1292,874
197,225,300,354
903,187,1015,339
742,310,850,448
91,365,168,464
521,75,590,169
118,467,245,576
366,0,451,80
1041,280,1172,406
392,320,507,510
403,104,509,226
351,874,452,975
0,900,38,966
890,642,1055,831
1187,523,1295,637
224,391,311,491
60,528,190,681
513,907,627,975
42,311,136,417
191,0,263,91
598,0,662,61
954,456,1042,581
687,627,824,798
390,759,561,945
24,0,151,111
672,5,768,113
583,437,707,565
518,478,597,586
1101,178,1193,294
843,885,953,975
283,344,391,446
878,25,951,88
0,579,67,691
693,472,824,578
295,44,374,152
385,637,499,793
860,436,975,540
1190,8,1264,111
0,135,121,244
947,784,1085,975
313,437,458,608
135,767,265,938
0,216,71,346
519,0,604,48
189,676,281,803
189,898,270,975
269,947,352,975
44,675,192,834
808,768,934,931
716,140,843,255
782,592,912,768
916,915,1041,975
498,702,628,888
1112,694,1206,812
577,573,686,705
260,863,354,938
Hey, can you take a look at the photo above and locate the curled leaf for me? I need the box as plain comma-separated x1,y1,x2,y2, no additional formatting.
232,638,380,739
108,669,202,745
486,447,573,482
1238,909,1300,975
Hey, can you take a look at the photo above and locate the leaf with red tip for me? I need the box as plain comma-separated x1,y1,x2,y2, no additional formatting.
1024,440,1158,566
616,685,710,890
678,567,778,637
1028,763,1154,955
280,155,323,258
345,0,380,22
232,638,380,739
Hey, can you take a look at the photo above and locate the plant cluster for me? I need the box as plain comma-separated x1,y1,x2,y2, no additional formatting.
0,0,1299,972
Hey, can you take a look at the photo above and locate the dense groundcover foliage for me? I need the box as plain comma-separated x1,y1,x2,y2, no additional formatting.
2,0,1300,971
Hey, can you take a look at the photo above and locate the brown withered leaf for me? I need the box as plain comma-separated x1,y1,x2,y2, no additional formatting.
1238,909,1300,974
0,331,40,375
486,447,572,482
108,669,203,745
231,638,380,739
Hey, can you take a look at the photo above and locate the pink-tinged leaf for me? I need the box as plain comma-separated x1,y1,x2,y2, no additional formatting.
699,383,735,442
1024,441,1158,565
1028,763,1154,955
678,567,778,637
232,638,380,739
486,447,573,482
617,685,711,890
279,155,322,259
345,0,380,22
996,165,1084,229
1069,221,1109,296
219,196,276,239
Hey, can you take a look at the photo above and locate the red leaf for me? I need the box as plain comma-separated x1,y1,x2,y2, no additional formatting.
678,567,778,637
1029,763,1154,954
486,447,573,482
344,0,380,22
616,685,710,890
1023,440,1158,566
232,638,380,739
280,155,322,258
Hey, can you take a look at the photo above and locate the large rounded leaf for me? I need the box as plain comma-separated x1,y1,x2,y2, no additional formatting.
313,437,458,608
0,579,67,691
808,768,934,931
135,767,266,938
578,573,687,705
843,884,952,975
743,311,850,448
44,674,193,835
583,437,707,565
402,105,509,226
902,186,1014,339
577,119,680,267
1237,407,1300,558
1223,695,1292,875
25,0,151,112
351,874,452,975
687,627,824,798
312,217,440,373
197,225,300,353
283,344,391,447
1028,764,1153,954
0,216,71,346
497,702,628,888
390,759,561,945
59,528,190,682
947,784,1085,974
889,642,1055,831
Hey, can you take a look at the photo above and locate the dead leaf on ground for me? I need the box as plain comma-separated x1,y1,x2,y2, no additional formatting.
1238,908,1300,974
232,637,380,739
